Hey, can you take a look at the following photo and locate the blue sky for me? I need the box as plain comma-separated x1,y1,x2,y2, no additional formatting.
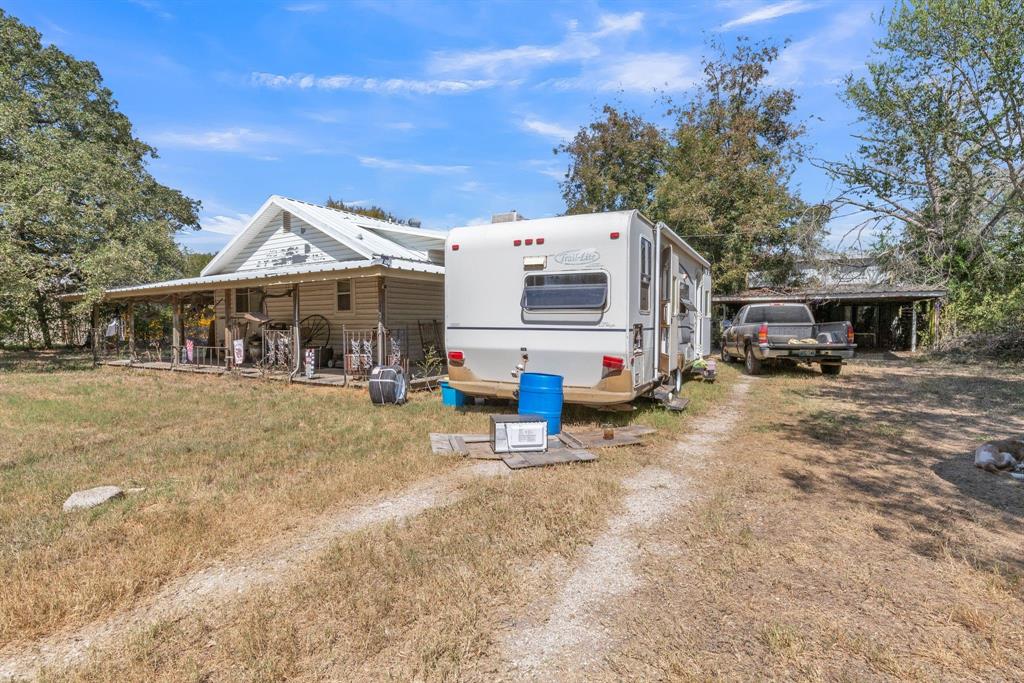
8,0,886,253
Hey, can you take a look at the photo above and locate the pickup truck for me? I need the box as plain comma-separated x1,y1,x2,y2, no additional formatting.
720,303,855,375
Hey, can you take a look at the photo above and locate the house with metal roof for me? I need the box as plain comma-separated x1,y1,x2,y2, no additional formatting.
83,195,448,380
713,254,946,352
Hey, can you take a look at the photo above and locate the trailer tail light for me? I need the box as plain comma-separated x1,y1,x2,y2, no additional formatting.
447,350,464,364
451,244,460,251
602,355,625,371
758,323,768,345
847,324,855,345
610,231,620,239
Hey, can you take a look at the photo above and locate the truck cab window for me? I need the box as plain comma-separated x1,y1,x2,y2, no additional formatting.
521,272,609,310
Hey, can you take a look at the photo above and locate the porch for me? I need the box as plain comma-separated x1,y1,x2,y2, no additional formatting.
80,260,446,382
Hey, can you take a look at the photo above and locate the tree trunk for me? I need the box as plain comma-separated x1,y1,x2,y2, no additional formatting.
33,292,52,349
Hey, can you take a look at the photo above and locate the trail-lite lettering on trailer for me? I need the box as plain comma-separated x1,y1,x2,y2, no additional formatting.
553,249,600,266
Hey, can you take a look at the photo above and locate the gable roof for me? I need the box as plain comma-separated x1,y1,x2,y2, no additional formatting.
202,195,448,276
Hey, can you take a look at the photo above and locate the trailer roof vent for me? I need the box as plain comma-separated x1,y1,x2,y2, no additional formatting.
491,210,526,223
408,219,422,228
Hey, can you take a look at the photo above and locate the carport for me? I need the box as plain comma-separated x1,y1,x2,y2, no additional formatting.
713,285,947,352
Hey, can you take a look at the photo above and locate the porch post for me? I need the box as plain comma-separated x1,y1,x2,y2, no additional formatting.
910,300,918,353
224,288,233,369
126,301,135,364
171,294,181,368
91,303,99,366
292,284,301,375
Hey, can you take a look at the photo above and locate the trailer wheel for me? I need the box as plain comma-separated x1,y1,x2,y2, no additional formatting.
744,345,763,375
821,362,842,376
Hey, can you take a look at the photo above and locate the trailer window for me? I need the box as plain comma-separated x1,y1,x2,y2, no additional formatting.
639,237,652,312
521,272,608,310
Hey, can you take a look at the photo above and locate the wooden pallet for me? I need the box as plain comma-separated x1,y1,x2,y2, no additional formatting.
501,448,597,469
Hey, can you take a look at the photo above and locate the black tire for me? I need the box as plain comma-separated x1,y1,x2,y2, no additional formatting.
821,362,842,376
720,345,732,362
744,345,763,375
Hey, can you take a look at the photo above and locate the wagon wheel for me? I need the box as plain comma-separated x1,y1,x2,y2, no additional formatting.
300,314,330,348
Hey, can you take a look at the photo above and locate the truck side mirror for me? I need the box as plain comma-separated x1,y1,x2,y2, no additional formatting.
721,319,733,331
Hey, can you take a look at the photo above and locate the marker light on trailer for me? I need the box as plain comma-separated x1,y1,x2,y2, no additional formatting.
536,237,545,245
610,231,620,239
513,239,522,246
602,355,625,371
525,238,533,245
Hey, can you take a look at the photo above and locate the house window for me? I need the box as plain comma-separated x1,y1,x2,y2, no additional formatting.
235,288,262,314
639,237,652,312
337,279,352,311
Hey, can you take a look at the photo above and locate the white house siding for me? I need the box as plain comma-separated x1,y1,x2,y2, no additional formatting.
383,276,445,362
224,214,364,273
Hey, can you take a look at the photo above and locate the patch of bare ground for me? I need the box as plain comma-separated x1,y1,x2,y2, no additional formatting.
594,361,1024,680
0,461,506,680
500,377,752,679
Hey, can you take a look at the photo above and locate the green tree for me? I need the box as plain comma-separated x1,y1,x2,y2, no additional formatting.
324,196,410,224
558,105,667,217
0,10,199,347
556,41,816,294
659,39,814,293
822,0,1024,334
183,252,215,278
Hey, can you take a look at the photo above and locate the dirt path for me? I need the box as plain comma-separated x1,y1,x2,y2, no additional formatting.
502,378,751,679
0,461,506,681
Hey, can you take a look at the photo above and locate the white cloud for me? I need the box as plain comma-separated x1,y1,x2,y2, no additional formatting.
284,2,327,12
128,0,173,20
251,72,499,94
720,1,814,30
524,159,566,181
598,53,697,91
358,156,469,174
769,6,874,86
430,11,643,78
201,212,252,236
456,180,484,193
594,11,644,36
151,128,277,152
520,117,576,141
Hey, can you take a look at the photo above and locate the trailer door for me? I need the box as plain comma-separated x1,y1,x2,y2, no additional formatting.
659,247,678,375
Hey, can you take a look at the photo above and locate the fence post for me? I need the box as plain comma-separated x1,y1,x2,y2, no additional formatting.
171,294,181,368
91,303,99,366
126,301,135,364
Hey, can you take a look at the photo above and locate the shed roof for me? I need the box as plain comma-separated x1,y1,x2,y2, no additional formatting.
713,284,947,305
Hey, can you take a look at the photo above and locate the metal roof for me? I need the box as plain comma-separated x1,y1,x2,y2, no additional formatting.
67,258,443,301
201,195,447,276
713,285,947,304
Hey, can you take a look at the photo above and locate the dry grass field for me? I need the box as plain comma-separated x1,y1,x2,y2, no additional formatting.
2,351,1022,681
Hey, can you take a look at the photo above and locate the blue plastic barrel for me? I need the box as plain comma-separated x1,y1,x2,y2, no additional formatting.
518,373,564,435
439,380,466,407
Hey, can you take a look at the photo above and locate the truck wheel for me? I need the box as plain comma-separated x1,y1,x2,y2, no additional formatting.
744,345,763,375
821,362,842,376
720,345,732,362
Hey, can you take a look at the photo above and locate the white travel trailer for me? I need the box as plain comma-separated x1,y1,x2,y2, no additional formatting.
444,210,712,406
